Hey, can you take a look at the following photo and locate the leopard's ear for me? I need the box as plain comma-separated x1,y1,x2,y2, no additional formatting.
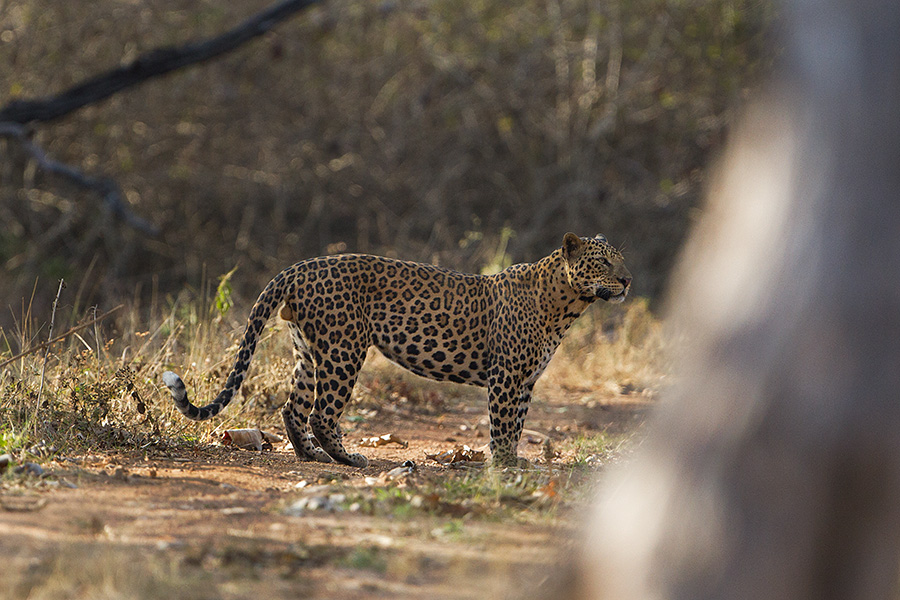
562,232,584,263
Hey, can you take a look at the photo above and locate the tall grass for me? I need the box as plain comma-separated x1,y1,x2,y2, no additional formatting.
0,284,245,454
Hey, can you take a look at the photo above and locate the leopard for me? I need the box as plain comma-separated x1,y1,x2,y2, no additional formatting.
162,232,632,468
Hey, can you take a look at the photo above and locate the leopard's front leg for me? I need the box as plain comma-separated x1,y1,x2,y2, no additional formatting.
512,382,536,448
487,364,527,468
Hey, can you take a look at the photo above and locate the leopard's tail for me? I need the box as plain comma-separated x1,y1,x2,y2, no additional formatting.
162,269,291,421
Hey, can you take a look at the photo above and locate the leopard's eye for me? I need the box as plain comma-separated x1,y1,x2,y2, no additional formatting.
601,257,612,267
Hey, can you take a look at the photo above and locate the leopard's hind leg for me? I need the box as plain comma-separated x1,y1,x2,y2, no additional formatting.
308,348,369,468
282,322,333,463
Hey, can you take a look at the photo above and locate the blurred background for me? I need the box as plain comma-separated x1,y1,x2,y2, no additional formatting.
0,0,773,324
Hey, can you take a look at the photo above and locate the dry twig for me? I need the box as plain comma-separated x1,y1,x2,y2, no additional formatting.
36,280,65,406
0,305,123,370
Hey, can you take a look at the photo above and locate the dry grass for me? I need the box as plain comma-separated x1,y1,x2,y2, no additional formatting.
544,297,669,399
0,284,666,457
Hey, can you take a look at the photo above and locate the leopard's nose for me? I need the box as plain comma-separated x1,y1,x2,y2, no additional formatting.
619,276,632,289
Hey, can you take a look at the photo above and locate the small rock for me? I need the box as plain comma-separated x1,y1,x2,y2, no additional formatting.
284,495,338,516
14,462,44,477
220,507,250,515
385,460,417,480
0,453,12,474
304,497,333,511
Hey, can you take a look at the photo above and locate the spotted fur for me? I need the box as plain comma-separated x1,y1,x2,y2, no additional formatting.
162,232,632,468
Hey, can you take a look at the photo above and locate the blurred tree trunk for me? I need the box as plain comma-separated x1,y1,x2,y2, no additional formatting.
564,0,900,598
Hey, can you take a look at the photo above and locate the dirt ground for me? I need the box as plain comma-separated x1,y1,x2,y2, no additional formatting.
1,388,650,599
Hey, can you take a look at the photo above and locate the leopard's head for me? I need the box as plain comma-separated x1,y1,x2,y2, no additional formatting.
561,232,632,303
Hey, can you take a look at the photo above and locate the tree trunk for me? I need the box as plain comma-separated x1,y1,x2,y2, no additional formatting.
568,1,900,598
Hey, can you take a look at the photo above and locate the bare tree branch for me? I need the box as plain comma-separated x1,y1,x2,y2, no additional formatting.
0,0,320,125
0,123,160,235
0,0,319,234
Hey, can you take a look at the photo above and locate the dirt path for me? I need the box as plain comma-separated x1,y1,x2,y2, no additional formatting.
1,392,650,599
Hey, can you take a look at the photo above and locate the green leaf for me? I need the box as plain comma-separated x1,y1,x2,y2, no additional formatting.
214,266,238,317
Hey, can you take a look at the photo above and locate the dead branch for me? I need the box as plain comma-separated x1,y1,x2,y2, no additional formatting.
0,0,320,125
0,0,319,234
0,123,159,235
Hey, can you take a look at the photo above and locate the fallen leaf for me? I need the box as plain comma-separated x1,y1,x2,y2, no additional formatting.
359,433,408,448
425,445,485,465
534,479,558,500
